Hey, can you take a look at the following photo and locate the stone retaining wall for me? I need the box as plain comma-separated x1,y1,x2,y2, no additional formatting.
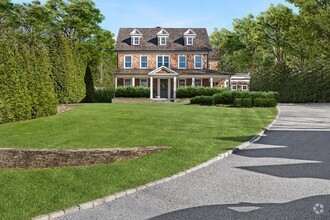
0,147,169,168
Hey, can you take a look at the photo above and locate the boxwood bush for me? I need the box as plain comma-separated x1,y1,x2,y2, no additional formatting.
115,86,150,98
234,98,242,107
176,86,227,98
253,98,277,107
190,96,213,106
92,89,114,103
242,98,253,107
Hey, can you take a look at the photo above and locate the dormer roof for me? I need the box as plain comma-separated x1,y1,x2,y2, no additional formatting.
130,29,142,36
157,29,169,36
184,29,196,36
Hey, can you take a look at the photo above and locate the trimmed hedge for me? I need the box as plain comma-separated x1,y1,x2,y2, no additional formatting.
92,89,114,103
176,86,228,98
213,91,278,106
190,96,213,106
115,86,150,98
253,98,277,107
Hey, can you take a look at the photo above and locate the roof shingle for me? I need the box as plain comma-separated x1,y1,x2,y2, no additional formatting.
115,28,212,51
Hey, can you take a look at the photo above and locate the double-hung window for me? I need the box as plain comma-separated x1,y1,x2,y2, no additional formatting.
178,56,186,69
187,37,193,45
124,78,132,86
242,85,248,91
160,37,166,45
178,79,186,87
140,79,148,87
133,37,140,45
124,56,132,69
195,79,202,86
231,85,237,90
157,56,170,68
194,56,202,69
140,56,148,68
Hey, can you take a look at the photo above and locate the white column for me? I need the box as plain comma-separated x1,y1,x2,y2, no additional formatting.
167,79,171,99
115,77,118,89
132,76,135,87
157,78,160,98
210,77,214,88
173,76,177,99
192,77,195,87
150,77,153,99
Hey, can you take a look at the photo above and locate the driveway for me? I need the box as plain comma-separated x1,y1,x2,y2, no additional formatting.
60,104,330,220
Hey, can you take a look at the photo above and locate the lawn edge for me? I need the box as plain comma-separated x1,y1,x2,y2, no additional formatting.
32,106,280,220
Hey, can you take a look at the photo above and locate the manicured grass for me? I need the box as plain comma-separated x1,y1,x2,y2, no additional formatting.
0,104,277,219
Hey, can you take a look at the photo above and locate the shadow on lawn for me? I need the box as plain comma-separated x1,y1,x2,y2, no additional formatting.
150,195,330,220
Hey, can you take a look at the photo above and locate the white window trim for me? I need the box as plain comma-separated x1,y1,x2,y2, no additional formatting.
124,55,132,69
178,55,186,69
132,37,141,45
231,85,237,90
140,78,148,87
157,55,170,68
159,37,167,45
187,37,193,45
195,78,203,86
124,78,132,86
178,79,186,87
242,85,248,91
194,55,203,69
140,56,148,69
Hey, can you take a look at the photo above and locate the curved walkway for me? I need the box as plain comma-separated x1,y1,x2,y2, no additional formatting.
60,104,330,220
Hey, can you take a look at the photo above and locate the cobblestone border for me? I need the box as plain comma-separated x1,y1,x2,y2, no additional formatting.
32,107,280,220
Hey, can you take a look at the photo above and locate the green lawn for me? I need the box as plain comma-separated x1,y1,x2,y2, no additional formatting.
0,103,277,219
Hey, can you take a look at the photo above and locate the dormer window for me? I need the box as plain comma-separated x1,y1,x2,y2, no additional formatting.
130,29,142,46
160,37,167,45
133,37,140,45
184,29,196,46
187,37,193,45
157,28,169,46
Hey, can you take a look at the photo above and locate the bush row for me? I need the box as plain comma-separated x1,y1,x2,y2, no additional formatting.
115,86,150,98
190,91,278,107
92,89,114,103
176,86,228,98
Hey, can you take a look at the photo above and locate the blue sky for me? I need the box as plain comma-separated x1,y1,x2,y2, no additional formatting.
12,0,296,37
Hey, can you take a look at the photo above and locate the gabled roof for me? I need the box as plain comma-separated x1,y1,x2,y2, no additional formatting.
157,29,169,36
184,29,196,36
130,29,142,36
115,28,212,52
148,66,178,76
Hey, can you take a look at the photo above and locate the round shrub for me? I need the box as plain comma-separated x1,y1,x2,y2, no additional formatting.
92,89,114,103
213,91,235,105
242,98,253,107
253,98,277,107
190,96,213,106
115,86,150,98
234,98,243,107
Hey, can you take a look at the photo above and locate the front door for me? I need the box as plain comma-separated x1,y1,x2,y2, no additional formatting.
160,79,168,98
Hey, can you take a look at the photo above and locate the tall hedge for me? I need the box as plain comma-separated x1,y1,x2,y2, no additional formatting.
0,36,57,124
49,36,86,104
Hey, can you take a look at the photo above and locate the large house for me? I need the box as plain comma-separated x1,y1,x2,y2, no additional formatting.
114,27,248,100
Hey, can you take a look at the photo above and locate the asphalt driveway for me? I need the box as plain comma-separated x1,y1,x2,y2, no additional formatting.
60,104,330,220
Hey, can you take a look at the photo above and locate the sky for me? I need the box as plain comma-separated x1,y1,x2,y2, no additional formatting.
12,0,297,37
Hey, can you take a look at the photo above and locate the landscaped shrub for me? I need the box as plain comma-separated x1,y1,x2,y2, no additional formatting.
115,86,150,98
190,96,213,106
253,98,277,107
176,86,227,98
234,98,242,107
242,98,253,107
213,91,235,105
92,89,114,103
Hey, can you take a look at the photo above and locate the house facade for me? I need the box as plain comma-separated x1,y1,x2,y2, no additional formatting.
114,27,236,100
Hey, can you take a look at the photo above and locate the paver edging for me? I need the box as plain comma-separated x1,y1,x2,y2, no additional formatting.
32,106,280,220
